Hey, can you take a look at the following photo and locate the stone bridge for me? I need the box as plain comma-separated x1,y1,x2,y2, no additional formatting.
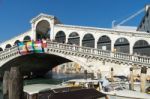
1,6,150,76
0,41,150,76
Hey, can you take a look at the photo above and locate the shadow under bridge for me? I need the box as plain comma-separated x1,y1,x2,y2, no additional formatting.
0,53,71,77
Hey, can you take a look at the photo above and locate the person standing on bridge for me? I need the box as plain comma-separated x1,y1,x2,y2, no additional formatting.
42,38,47,52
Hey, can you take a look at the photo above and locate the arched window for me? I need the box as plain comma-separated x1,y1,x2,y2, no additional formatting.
55,31,66,43
82,33,95,48
114,38,129,53
68,32,80,45
97,35,111,51
0,48,3,51
5,44,12,49
14,40,21,45
133,40,150,56
36,20,50,40
23,36,31,43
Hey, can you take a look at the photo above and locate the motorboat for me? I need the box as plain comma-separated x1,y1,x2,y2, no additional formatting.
23,83,107,99
60,78,150,99
99,78,150,99
23,78,150,99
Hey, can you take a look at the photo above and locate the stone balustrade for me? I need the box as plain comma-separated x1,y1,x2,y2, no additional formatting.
1,41,150,67
0,46,19,61
47,41,150,67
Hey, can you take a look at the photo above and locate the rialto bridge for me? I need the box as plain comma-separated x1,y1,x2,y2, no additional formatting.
0,13,150,77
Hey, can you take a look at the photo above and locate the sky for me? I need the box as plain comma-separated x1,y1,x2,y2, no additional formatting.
0,0,150,42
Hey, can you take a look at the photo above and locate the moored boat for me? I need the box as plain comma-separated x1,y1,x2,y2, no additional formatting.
23,83,107,99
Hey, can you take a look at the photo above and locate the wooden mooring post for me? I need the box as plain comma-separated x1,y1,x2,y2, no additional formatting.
140,66,147,93
3,67,23,99
3,71,9,99
111,67,114,82
129,67,134,90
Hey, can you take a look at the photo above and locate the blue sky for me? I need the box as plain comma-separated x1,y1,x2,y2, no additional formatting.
0,0,149,42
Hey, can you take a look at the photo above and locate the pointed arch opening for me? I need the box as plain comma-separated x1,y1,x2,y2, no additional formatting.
97,35,111,51
82,33,95,48
114,37,129,53
68,32,80,45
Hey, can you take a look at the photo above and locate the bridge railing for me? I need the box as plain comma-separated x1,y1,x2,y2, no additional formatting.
1,41,150,66
0,46,19,61
47,41,150,65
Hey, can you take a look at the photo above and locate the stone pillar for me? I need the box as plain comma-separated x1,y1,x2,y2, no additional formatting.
31,23,36,41
84,70,87,79
50,20,54,41
129,67,134,90
140,66,147,93
3,71,9,99
111,67,114,82
111,40,115,52
9,67,23,99
129,43,133,55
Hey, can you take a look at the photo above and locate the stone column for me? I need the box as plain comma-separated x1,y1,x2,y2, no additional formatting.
9,67,23,99
129,67,134,90
84,70,87,79
140,66,147,93
111,67,114,82
111,40,115,52
3,71,9,99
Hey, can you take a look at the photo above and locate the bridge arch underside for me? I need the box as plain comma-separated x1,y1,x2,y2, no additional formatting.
36,20,50,40
133,40,150,56
97,35,111,51
0,53,72,77
114,38,129,53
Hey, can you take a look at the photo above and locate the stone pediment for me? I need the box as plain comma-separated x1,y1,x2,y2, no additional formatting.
30,13,54,24
30,13,61,24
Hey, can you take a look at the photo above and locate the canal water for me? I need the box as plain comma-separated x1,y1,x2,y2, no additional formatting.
0,72,85,99
0,72,149,99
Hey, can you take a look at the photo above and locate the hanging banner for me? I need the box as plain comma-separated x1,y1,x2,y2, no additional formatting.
18,42,28,55
34,40,43,53
26,41,34,53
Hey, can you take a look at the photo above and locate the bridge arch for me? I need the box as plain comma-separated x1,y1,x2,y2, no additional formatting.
23,36,31,43
133,40,150,56
1,52,88,76
5,44,12,49
82,33,95,48
55,31,66,43
14,40,21,45
36,20,50,40
68,32,80,45
97,35,111,51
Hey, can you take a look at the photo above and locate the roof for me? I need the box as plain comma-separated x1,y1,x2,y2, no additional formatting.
30,13,55,24
137,5,150,31
49,88,106,99
23,84,63,95
24,83,106,99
